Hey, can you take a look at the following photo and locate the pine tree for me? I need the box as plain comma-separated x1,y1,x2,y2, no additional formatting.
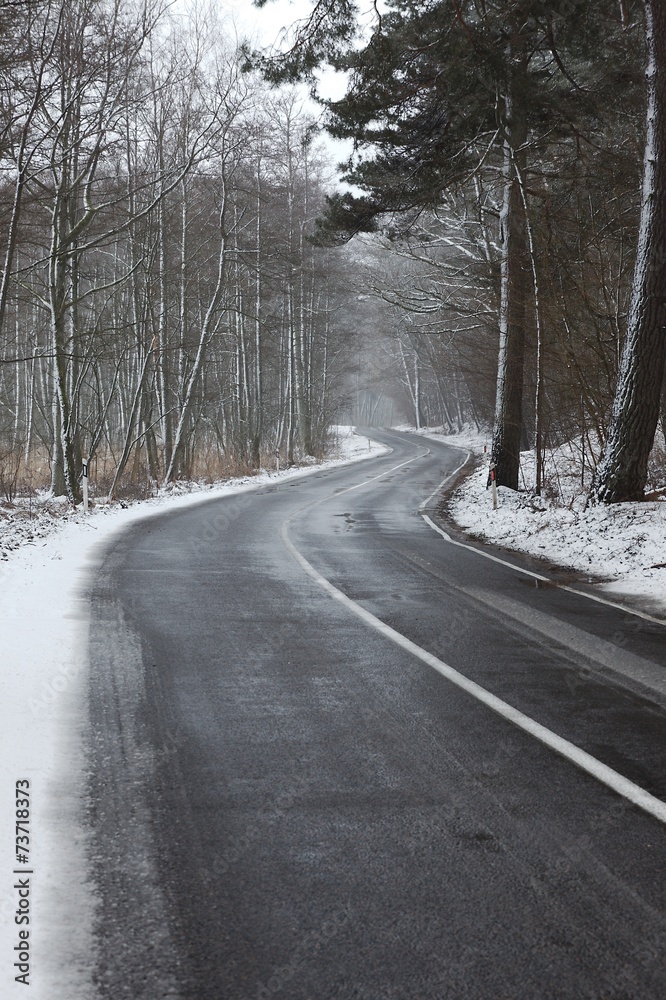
252,0,639,489
592,0,666,503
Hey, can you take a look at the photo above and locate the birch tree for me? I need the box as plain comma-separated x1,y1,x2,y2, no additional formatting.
23,0,168,499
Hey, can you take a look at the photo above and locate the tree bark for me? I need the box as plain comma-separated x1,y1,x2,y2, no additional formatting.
489,24,530,490
593,0,666,503
251,154,263,467
165,193,228,484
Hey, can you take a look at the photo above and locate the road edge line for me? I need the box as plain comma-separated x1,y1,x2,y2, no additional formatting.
419,460,666,626
281,514,666,827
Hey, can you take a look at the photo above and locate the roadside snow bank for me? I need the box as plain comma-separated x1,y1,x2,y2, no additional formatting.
427,434,666,616
392,423,489,454
0,428,386,999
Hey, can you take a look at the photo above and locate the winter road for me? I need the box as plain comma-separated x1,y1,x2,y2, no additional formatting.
88,429,666,1000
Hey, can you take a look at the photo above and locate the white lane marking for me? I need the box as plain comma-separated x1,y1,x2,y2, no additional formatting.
422,513,551,582
418,450,471,512
280,512,666,825
419,474,666,625
458,585,666,701
300,445,433,503
281,435,666,825
418,451,552,584
558,584,666,625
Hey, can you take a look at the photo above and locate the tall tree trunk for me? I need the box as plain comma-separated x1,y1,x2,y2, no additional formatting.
489,26,530,490
251,158,263,467
156,193,173,473
287,288,296,465
49,181,82,502
50,372,67,497
165,195,228,484
414,353,422,429
0,2,53,341
593,0,666,503
108,349,153,499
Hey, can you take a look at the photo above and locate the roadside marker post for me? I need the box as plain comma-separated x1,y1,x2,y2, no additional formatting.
82,457,89,513
489,462,498,510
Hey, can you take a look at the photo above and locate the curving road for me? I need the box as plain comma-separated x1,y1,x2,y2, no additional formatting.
87,429,666,1000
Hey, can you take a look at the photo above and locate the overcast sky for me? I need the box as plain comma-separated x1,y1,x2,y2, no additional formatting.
224,0,368,101
225,0,322,50
221,0,353,169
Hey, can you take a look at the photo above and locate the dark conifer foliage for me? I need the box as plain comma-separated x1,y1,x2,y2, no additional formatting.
254,1,657,499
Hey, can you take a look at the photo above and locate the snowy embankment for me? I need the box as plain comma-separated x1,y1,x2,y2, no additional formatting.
414,425,666,617
0,427,386,1000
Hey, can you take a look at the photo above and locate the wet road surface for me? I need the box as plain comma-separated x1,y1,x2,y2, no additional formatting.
87,430,666,999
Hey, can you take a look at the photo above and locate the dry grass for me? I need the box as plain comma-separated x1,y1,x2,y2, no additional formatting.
0,444,287,504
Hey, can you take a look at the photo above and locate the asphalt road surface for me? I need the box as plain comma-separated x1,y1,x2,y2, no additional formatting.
87,429,666,1000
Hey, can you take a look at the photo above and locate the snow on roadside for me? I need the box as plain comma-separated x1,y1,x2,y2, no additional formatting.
414,427,666,617
391,422,489,454
0,428,387,1000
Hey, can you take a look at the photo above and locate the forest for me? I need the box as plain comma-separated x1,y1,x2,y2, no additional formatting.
0,0,363,503
1,0,665,505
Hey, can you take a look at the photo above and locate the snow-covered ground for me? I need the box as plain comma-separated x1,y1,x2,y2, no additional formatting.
413,425,666,618
0,427,387,999
392,422,489,454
